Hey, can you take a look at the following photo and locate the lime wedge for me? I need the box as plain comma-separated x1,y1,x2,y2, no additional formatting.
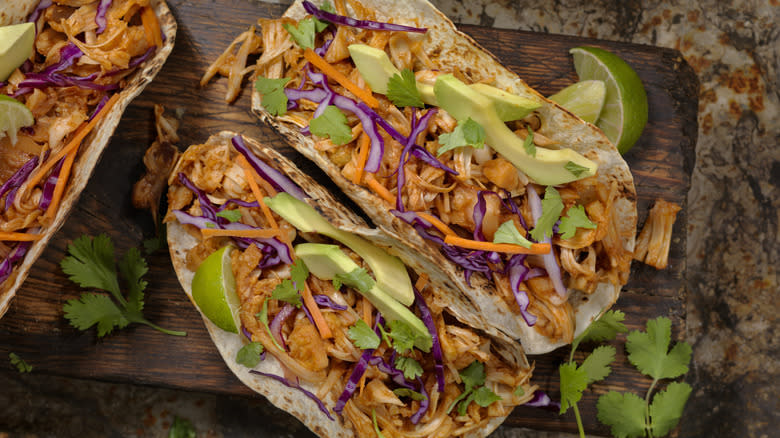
0,22,35,82
191,246,241,333
549,80,606,124
569,46,648,154
0,95,34,145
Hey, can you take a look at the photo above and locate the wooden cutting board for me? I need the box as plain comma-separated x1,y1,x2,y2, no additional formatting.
0,0,697,435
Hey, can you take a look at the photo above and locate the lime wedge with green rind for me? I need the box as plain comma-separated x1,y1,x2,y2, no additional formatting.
569,46,648,154
0,95,34,145
549,79,606,124
191,245,241,333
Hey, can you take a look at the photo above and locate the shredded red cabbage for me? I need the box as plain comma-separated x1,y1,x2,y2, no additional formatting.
27,0,52,24
413,288,445,392
334,349,370,414
395,108,438,211
302,1,427,33
0,241,32,284
312,294,347,311
230,136,308,200
216,198,260,211
88,94,110,122
19,72,119,92
525,390,561,410
1,156,39,211
38,156,63,211
95,0,112,34
249,370,334,420
526,186,567,298
505,255,538,326
177,173,220,222
41,43,83,75
368,355,414,390
269,303,295,351
410,377,430,424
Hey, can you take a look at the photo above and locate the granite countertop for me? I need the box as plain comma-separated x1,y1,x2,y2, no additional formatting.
1,0,777,437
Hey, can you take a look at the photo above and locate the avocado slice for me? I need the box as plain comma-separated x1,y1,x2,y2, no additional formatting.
295,243,432,351
0,23,35,82
434,74,597,185
264,193,415,306
348,44,401,95
469,83,541,122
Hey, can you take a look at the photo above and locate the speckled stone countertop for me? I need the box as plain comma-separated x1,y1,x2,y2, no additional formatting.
1,0,777,437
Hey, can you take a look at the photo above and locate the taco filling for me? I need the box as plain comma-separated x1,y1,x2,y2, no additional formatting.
0,0,164,284
165,135,539,436
203,0,634,346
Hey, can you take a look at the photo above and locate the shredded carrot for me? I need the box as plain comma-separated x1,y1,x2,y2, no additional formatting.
443,235,552,255
416,212,457,237
0,232,43,242
365,175,395,204
358,373,367,396
201,228,282,240
42,150,76,221
236,154,279,230
352,132,370,184
254,174,278,198
302,281,333,339
414,273,429,292
27,94,119,192
361,297,373,327
303,48,379,108
141,7,163,49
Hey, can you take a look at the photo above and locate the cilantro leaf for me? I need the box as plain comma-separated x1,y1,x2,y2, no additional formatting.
565,161,589,177
393,388,426,401
395,356,423,380
216,209,242,223
580,345,616,384
271,280,302,307
61,234,120,297
348,320,381,349
9,352,32,373
523,127,536,157
309,105,352,145
437,118,486,155
256,300,284,351
558,205,597,239
577,310,627,345
168,416,196,438
63,293,128,337
236,342,265,368
319,1,335,13
473,386,502,407
493,220,532,248
283,17,320,50
513,385,525,397
626,317,692,380
597,391,647,438
558,362,588,414
333,267,375,293
649,382,692,436
290,259,309,292
255,76,291,116
457,391,477,415
459,361,486,391
386,320,418,354
529,186,564,241
386,69,424,108
119,247,147,315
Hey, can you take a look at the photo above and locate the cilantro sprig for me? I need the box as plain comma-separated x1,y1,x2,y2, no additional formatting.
168,416,196,438
447,361,502,415
283,16,329,50
236,342,265,368
559,205,597,239
255,76,291,116
493,220,533,248
386,69,424,108
61,234,186,337
436,118,486,156
309,105,352,145
9,352,32,373
270,258,309,307
348,319,381,349
529,186,564,241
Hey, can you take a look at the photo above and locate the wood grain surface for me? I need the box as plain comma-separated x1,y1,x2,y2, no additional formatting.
0,0,698,436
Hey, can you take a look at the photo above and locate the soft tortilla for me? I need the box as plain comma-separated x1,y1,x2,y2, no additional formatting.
251,0,637,354
167,131,529,438
0,0,177,319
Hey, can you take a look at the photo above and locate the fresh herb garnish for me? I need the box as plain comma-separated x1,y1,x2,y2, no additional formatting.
558,205,597,239
395,356,424,380
385,319,417,354
447,361,502,415
283,16,327,50
493,220,533,248
236,341,265,368
9,352,32,373
529,186,564,241
372,409,386,438
386,68,424,108
256,299,284,351
348,319,381,349
523,126,536,157
513,385,526,397
332,267,375,293
565,160,589,177
255,76,291,116
309,105,352,145
168,416,196,438
61,234,186,337
393,387,426,401
216,209,242,223
271,259,308,307
436,117,486,155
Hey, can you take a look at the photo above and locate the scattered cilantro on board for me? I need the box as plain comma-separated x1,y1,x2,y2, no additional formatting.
9,352,32,373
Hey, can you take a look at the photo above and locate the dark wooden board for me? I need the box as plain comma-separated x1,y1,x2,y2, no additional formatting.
0,0,698,436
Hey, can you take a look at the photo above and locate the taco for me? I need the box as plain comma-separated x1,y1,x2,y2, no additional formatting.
165,131,543,437
0,0,176,318
243,0,637,353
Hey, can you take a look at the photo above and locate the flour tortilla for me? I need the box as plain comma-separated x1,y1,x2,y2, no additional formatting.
0,0,177,319
167,132,529,438
251,0,637,354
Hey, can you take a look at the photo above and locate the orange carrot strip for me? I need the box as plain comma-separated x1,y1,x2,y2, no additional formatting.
303,48,379,108
365,175,394,204
361,297,373,327
0,232,43,242
416,212,457,237
236,155,279,230
414,273,429,292
352,132,370,185
443,235,551,255
302,281,333,339
141,7,163,49
201,228,281,239
42,150,76,221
